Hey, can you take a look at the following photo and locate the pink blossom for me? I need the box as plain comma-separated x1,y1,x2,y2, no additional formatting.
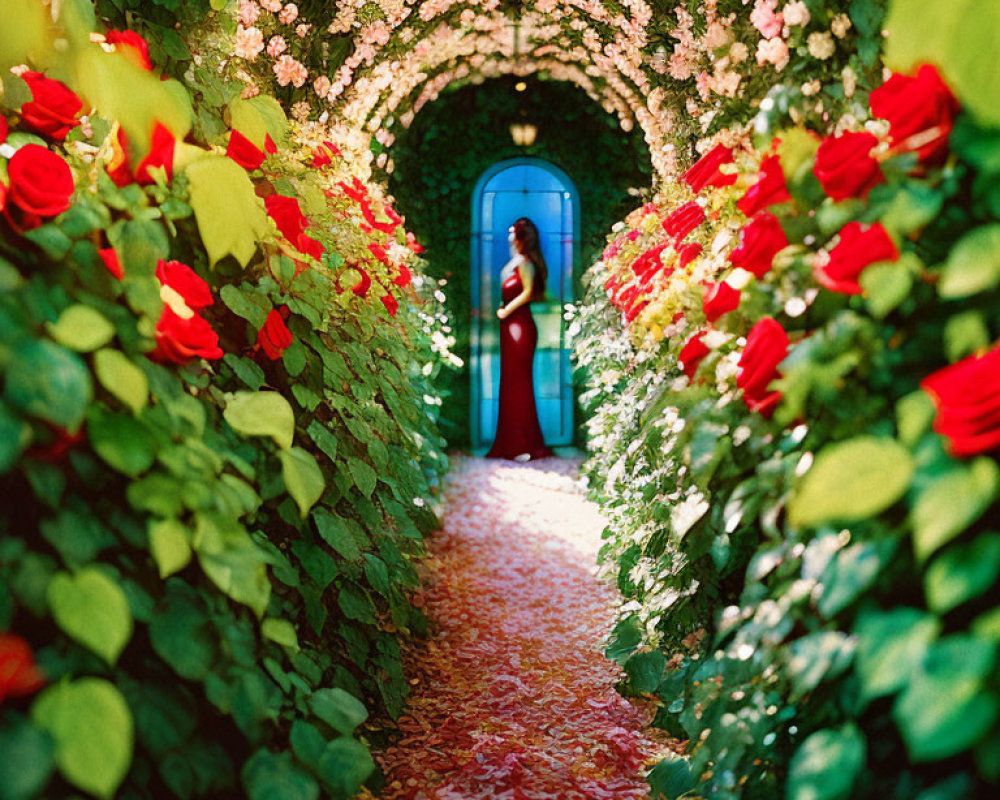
703,21,731,50
668,50,694,80
233,26,264,60
756,36,790,71
313,75,332,99
237,0,259,27
278,3,298,25
273,54,308,87
266,35,287,57
751,0,784,39
259,0,281,11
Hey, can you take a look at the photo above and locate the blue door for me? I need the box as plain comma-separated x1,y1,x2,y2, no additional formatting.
470,158,578,450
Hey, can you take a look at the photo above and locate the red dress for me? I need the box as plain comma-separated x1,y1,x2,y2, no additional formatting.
486,266,554,461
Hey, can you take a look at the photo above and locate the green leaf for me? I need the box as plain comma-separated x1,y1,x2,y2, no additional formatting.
32,678,133,800
148,518,192,579
788,436,914,527
46,305,115,352
242,750,319,800
317,737,375,797
896,390,936,447
646,755,695,800
228,95,289,149
0,716,55,800
280,447,325,517
0,1,48,71
220,285,269,329
818,541,892,617
4,339,91,431
785,631,855,700
308,688,368,735
224,391,295,449
149,586,217,680
925,533,1000,613
48,568,133,665
261,618,300,651
307,419,338,463
860,258,914,319
624,650,666,694
108,219,168,321
943,311,990,363
911,458,1000,561
186,154,269,267
347,456,377,498
937,224,1000,298
893,635,1000,761
223,353,267,391
94,349,149,413
88,407,156,476
786,724,866,800
193,513,271,617
854,607,940,702
313,509,361,561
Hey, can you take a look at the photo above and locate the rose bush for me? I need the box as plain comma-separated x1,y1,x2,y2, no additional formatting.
0,7,457,799
573,10,1000,797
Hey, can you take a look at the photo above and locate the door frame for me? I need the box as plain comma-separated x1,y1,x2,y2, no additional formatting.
469,157,581,450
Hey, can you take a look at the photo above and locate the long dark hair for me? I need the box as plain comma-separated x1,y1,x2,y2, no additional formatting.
512,217,548,303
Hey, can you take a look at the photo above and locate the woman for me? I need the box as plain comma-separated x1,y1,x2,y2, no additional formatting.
486,217,554,461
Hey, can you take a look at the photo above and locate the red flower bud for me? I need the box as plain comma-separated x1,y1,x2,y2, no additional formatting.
677,242,703,269
352,267,371,297
728,212,788,278
259,308,293,360
156,259,213,309
380,294,399,317
869,65,959,165
921,344,1000,458
702,281,741,323
149,306,223,364
0,634,45,703
814,132,885,201
737,154,791,217
815,222,898,295
19,72,82,140
679,332,710,379
227,130,276,170
682,144,737,193
100,248,124,280
737,317,788,417
662,201,705,243
133,123,175,185
106,29,153,71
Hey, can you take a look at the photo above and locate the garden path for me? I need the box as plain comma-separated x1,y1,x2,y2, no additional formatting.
374,456,667,800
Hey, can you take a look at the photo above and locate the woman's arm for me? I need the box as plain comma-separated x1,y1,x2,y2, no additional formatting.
497,259,535,319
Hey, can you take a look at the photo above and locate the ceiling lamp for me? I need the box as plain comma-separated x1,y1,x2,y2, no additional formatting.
509,122,537,147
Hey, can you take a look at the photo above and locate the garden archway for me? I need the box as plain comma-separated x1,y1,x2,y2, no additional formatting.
469,156,579,450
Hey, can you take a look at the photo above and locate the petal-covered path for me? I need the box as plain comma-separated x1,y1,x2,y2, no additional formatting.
374,456,669,800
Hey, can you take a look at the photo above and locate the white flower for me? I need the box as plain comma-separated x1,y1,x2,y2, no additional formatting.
807,31,836,60
831,13,852,39
782,1,810,27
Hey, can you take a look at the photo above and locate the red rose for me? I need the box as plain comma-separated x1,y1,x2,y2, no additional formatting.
380,294,399,317
631,242,668,281
368,242,391,265
677,242,703,269
679,332,710,379
814,132,884,201
869,65,959,165
259,308,293,360
133,123,175,185
0,116,8,145
682,144,737,193
815,222,898,295
737,317,789,417
737,154,791,217
406,231,424,254
352,266,372,297
921,344,1000,457
5,144,75,231
100,248,124,280
227,129,277,170
106,29,153,71
703,281,741,323
0,634,45,702
728,212,788,278
394,262,412,288
149,306,223,364
19,72,82,140
265,194,324,260
662,201,705,243
156,260,213,309
311,141,340,168
338,177,368,203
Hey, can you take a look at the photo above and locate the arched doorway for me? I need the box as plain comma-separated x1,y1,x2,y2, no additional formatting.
470,158,579,451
